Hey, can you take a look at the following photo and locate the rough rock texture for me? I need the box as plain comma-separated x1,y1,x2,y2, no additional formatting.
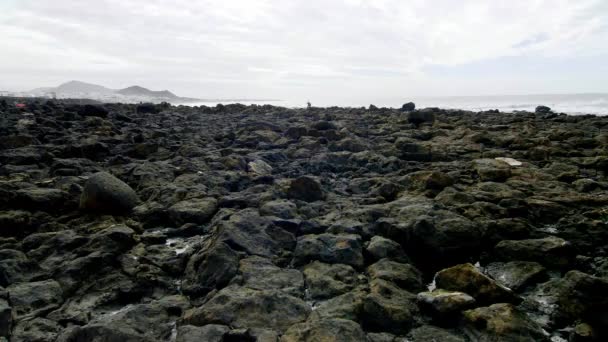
1,99,608,339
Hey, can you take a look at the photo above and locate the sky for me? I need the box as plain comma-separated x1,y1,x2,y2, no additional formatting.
1,0,607,104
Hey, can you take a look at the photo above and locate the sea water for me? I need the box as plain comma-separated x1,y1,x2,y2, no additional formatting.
176,93,608,115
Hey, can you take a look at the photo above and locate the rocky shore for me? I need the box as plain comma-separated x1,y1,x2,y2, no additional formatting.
1,98,607,341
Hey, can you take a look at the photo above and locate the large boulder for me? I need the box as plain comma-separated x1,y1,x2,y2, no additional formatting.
401,102,416,112
239,256,304,296
182,241,239,296
473,159,512,182
80,172,140,214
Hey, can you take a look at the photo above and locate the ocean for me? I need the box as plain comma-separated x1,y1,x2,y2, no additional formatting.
177,93,608,116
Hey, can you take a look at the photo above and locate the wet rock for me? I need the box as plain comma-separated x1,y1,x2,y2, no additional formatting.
176,324,229,342
168,197,218,225
408,325,465,342
473,159,512,182
239,256,304,296
302,261,358,300
434,263,519,305
364,236,408,263
417,290,476,316
259,199,297,219
362,279,419,334
11,318,62,342
485,261,546,291
526,271,608,331
405,170,454,193
494,236,573,268
215,209,296,258
182,241,239,296
80,172,140,214
463,303,548,341
287,176,325,202
294,234,363,268
183,285,310,332
367,259,423,292
7,279,63,318
281,318,367,342
14,188,71,211
309,289,366,322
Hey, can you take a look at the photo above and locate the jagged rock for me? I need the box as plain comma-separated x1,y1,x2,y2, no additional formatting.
11,318,62,342
367,259,423,292
408,325,466,342
463,303,548,341
525,271,608,332
176,325,229,342
309,289,366,322
417,290,476,315
7,279,63,318
281,318,367,342
473,159,512,182
434,263,519,305
365,236,409,263
494,236,573,268
182,241,239,296
239,256,304,296
259,199,297,219
80,172,140,214
485,261,546,291
0,299,10,338
294,234,363,268
362,279,419,334
183,285,310,332
168,197,218,225
535,105,552,114
302,261,358,300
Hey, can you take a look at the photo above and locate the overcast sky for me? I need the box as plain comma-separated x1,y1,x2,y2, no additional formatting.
1,0,607,103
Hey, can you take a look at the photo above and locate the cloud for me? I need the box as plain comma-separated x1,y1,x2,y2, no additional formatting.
0,0,607,100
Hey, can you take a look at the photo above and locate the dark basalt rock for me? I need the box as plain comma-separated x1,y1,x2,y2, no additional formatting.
80,172,140,214
0,99,606,339
401,102,416,112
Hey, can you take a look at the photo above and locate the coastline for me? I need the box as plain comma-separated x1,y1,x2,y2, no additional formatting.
0,99,607,341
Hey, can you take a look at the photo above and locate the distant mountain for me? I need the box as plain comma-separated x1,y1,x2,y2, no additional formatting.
29,81,198,103
55,80,114,94
117,86,177,99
